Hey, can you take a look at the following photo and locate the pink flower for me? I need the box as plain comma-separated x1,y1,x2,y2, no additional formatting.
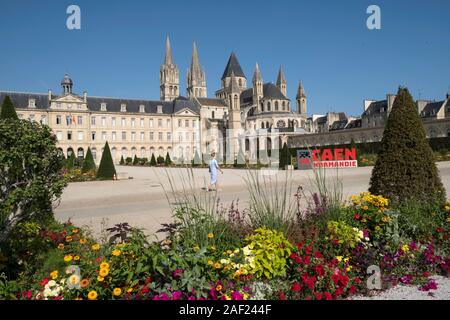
173,268,183,279
172,291,182,300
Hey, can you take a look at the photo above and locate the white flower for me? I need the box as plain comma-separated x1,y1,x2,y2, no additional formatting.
242,246,252,256
358,231,364,239
47,280,56,287
220,259,230,265
365,237,370,241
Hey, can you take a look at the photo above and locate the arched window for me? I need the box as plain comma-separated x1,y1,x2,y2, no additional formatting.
275,101,279,111
266,121,270,128
131,147,137,157
195,88,198,96
92,148,97,160
261,122,265,129
121,147,127,157
267,101,271,112
239,79,242,87
261,102,264,112
67,147,74,158
245,139,250,151
212,111,215,119
174,86,178,95
282,101,286,110
77,147,84,158
159,147,164,157
234,95,238,109
169,86,173,95
140,147,146,158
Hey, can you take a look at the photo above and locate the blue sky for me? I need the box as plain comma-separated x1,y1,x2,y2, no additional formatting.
0,0,449,116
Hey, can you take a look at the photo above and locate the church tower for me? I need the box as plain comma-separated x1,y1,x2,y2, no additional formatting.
276,66,287,97
296,81,307,116
186,42,207,98
252,63,263,112
61,74,73,95
160,36,180,101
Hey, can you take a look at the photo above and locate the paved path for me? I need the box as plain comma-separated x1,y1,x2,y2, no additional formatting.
54,162,450,237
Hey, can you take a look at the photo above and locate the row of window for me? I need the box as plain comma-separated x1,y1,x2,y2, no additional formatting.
53,115,197,128
261,101,290,113
56,131,197,142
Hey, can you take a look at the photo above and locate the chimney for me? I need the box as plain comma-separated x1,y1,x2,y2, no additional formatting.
83,91,87,103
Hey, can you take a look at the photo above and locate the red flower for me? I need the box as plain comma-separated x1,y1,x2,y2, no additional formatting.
305,296,312,300
277,291,286,300
334,288,343,297
340,274,349,287
307,277,316,290
314,292,323,300
297,242,303,250
324,292,332,300
354,214,361,220
291,282,302,292
436,227,445,233
40,278,49,286
304,256,311,265
295,256,303,264
314,251,323,259
332,239,339,245
314,265,325,277
305,246,312,255
141,286,150,293
349,285,357,294
145,277,152,284
332,274,340,285
423,272,430,278
290,252,297,259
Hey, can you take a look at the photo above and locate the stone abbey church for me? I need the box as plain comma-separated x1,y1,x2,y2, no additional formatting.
1,37,449,163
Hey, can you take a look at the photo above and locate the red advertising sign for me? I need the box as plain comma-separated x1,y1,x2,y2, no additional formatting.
297,148,358,169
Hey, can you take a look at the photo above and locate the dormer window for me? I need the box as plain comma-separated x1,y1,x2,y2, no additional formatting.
121,104,127,112
139,104,145,113
101,103,107,111
28,99,36,108
157,105,163,114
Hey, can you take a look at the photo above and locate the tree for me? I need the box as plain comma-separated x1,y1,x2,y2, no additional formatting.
0,119,66,242
234,146,246,168
150,153,157,166
165,152,172,166
279,143,291,169
132,155,139,166
369,87,446,204
0,96,18,120
120,155,125,165
192,150,202,167
66,152,76,170
81,147,96,173
96,142,116,180
157,156,165,165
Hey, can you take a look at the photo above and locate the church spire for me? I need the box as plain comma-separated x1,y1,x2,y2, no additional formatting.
164,36,173,65
296,81,307,116
276,66,287,96
187,41,207,98
252,63,263,109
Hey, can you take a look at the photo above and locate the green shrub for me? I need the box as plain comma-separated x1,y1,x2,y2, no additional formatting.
150,154,157,166
132,155,139,166
244,227,293,279
125,157,132,165
157,156,165,165
81,147,96,173
165,152,172,166
0,96,18,120
96,142,116,180
369,87,446,204
120,155,125,165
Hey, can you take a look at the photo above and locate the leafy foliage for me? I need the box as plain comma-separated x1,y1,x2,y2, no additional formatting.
81,147,96,173
0,96,18,120
96,142,116,180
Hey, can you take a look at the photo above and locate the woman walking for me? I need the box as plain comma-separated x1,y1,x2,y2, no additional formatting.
208,152,223,192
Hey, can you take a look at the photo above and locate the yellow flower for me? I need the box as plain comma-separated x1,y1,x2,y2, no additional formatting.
402,244,410,252
99,268,109,277
113,288,122,296
74,255,80,261
207,260,214,265
79,238,87,244
88,290,98,300
74,297,83,300
444,205,450,212
65,235,73,242
210,246,216,251
68,274,80,286
50,270,58,280
226,250,232,255
213,263,222,269
346,266,352,272
446,217,450,223
100,262,109,269
127,288,133,293
112,250,121,257
362,205,369,211
64,255,73,262
381,216,391,223
72,229,79,234
375,226,381,232
193,246,200,252
207,233,214,239
216,285,223,291
224,294,231,300
343,257,350,263
97,276,105,282
336,256,343,262
57,243,65,250
91,243,101,251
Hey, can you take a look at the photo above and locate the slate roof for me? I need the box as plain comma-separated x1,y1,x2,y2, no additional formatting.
0,91,199,115
196,97,228,107
363,100,387,116
221,53,246,80
421,101,444,117
329,119,348,131
346,118,362,129
240,83,289,106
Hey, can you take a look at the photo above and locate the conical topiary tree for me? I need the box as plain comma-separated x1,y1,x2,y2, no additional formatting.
0,96,18,120
120,155,125,165
279,143,291,169
133,155,139,166
96,142,116,180
193,150,202,167
150,153,157,166
66,152,76,170
165,152,172,166
82,147,96,173
369,87,446,204
234,146,246,168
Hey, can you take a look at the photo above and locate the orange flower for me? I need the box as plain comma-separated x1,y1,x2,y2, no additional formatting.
57,243,65,250
88,290,98,300
65,235,73,242
80,279,90,288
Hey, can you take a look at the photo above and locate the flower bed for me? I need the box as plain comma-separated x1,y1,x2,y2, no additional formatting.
2,193,448,301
